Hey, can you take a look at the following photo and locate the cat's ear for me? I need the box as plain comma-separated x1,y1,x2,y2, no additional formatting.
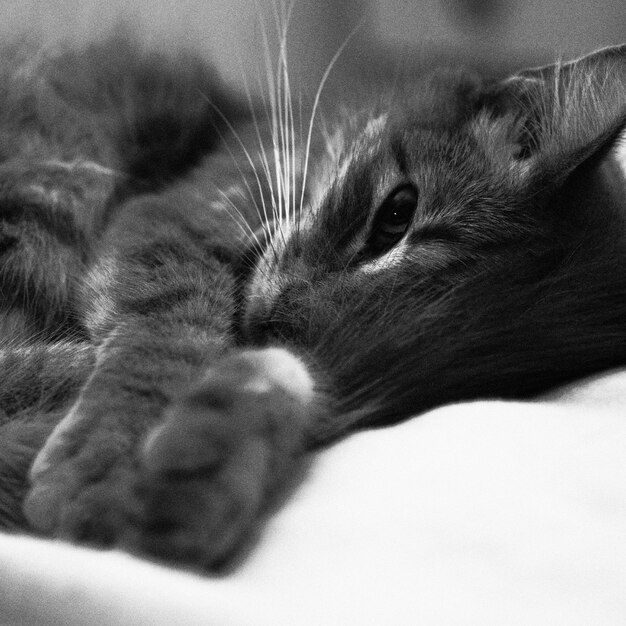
476,44,626,184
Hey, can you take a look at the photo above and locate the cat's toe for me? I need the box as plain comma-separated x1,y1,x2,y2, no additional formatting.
23,405,137,542
23,472,78,534
132,443,268,567
24,459,138,544
51,474,138,544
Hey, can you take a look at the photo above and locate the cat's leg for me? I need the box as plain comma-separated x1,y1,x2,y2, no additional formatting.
23,191,234,542
23,191,323,567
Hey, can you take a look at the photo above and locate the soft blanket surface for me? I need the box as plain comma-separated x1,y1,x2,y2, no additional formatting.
1,370,626,625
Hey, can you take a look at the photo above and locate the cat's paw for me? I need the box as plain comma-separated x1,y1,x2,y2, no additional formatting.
130,347,314,567
24,347,315,568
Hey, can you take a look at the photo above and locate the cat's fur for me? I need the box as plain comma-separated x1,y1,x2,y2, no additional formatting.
0,31,625,569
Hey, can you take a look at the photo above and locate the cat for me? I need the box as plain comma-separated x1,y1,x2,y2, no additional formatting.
0,30,625,570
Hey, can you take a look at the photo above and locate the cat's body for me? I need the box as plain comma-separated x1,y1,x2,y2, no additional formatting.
0,33,625,568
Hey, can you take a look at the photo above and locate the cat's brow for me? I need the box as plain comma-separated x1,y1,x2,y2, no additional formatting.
390,134,410,175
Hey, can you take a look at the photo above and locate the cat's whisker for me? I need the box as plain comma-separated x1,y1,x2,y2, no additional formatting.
215,188,261,248
198,92,276,244
286,44,298,233
235,21,293,267
299,20,363,230
229,36,279,239
270,0,295,222
258,10,282,230
294,88,305,242
270,81,288,239
250,0,293,255
235,73,286,264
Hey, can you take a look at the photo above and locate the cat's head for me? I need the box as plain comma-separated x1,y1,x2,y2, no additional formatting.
241,45,626,433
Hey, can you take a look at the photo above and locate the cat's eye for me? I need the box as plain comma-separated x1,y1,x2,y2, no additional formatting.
369,184,418,253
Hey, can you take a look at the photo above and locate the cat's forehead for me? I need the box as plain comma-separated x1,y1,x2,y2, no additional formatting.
313,83,485,208
344,71,481,135
320,77,485,186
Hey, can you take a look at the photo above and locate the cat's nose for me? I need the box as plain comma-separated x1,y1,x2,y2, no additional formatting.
242,279,310,345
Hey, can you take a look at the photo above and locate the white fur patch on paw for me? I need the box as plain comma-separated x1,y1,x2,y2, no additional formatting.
238,347,314,403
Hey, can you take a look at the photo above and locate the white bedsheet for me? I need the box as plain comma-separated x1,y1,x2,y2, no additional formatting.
1,369,626,625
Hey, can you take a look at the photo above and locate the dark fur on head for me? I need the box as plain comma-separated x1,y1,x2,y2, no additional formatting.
242,45,626,438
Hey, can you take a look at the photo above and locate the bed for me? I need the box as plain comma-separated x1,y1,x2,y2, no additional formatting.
1,368,625,625
2,2,626,622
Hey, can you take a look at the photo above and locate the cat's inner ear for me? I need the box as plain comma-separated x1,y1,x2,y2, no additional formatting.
474,44,626,183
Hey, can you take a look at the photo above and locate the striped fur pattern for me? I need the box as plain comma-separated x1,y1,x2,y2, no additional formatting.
0,34,625,569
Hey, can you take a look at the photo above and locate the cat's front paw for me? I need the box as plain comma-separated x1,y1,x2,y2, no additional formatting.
131,347,315,568
26,347,316,568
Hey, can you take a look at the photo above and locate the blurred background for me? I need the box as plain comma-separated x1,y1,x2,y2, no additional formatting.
2,0,626,98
